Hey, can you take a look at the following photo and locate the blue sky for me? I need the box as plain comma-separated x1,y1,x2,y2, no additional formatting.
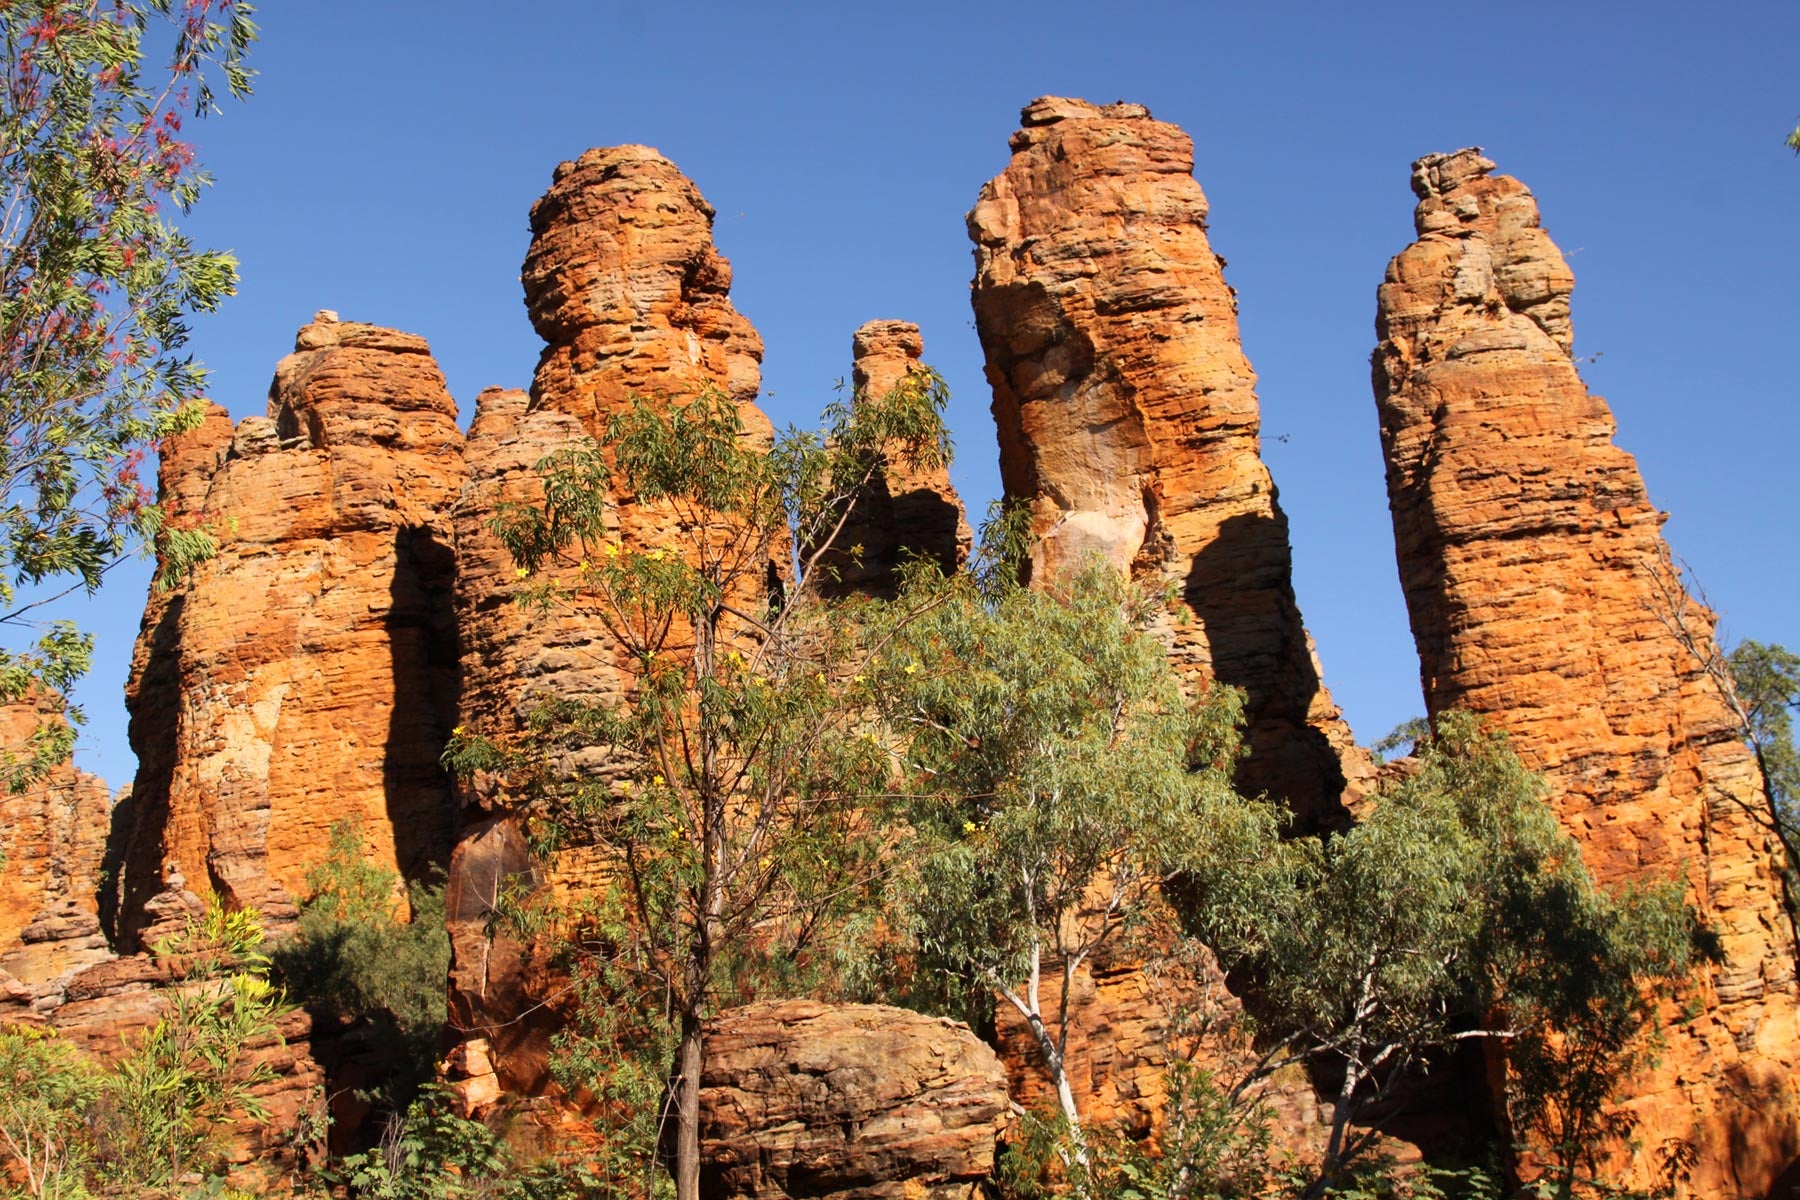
62,0,1800,788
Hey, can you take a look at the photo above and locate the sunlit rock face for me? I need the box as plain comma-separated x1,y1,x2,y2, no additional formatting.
443,146,782,1099
0,699,114,992
1374,148,1800,1194
116,313,466,951
968,95,1366,829
698,1000,1010,1200
967,93,1365,1152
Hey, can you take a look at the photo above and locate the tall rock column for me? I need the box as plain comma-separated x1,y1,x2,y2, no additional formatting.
815,320,972,598
1373,148,1800,1194
116,313,467,948
444,147,777,1098
966,94,1362,1146
968,95,1362,825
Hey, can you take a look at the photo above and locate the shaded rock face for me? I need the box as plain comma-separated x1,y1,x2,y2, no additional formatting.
0,700,114,992
115,313,467,949
967,95,1367,1140
444,149,777,1095
698,1000,1008,1200
1373,149,1800,1194
816,321,972,599
968,97,1363,826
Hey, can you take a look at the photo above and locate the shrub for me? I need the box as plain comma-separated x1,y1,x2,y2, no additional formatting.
272,820,450,1095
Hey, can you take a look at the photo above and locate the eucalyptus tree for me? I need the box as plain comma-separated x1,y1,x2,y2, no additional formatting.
447,372,954,1200
873,558,1279,1167
0,0,254,786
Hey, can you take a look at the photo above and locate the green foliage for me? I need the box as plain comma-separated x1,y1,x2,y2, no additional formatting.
455,372,955,1200
544,898,678,1200
0,907,285,1199
1728,640,1799,823
271,819,450,1094
0,0,255,790
874,554,1268,1144
1183,711,1704,1195
0,1025,99,1199
326,1086,604,1200
999,1062,1278,1200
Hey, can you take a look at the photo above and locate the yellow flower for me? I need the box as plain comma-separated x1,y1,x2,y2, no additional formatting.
646,548,666,562
962,820,977,834
514,567,530,579
815,672,826,684
577,559,590,573
852,674,865,683
452,725,466,737
904,662,920,675
604,542,620,558
652,774,665,787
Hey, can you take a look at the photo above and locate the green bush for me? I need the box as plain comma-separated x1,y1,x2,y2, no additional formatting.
0,906,284,1199
272,821,451,1095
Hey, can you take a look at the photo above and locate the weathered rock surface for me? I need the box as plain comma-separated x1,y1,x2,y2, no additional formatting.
1373,148,1800,1195
697,1000,1008,1200
968,97,1365,826
968,94,1369,1141
523,144,767,440
445,148,778,1094
115,313,466,949
0,700,114,992
815,322,971,598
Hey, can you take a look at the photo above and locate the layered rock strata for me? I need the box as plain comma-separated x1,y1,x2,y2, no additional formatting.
968,96,1363,824
697,1000,1009,1200
445,147,778,1095
0,950,330,1190
968,94,1367,1138
116,313,467,948
1373,148,1800,1194
0,700,115,994
816,321,972,597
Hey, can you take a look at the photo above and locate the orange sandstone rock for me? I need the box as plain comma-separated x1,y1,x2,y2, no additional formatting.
968,95,1367,1138
698,1000,1010,1200
816,320,972,598
115,313,466,949
444,147,778,1094
0,699,114,993
1373,148,1800,1195
968,96,1363,825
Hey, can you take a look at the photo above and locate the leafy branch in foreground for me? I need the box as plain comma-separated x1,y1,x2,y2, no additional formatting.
0,901,286,1198
1182,711,1706,1198
874,556,1266,1172
0,0,255,790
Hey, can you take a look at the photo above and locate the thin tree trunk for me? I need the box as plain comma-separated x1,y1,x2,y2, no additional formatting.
1313,959,1379,1200
1008,942,1090,1185
674,1006,704,1200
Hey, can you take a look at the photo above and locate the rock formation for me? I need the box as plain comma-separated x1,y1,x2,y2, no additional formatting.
442,387,598,1096
1373,148,1800,1194
968,96,1364,825
816,321,972,598
522,144,766,440
968,94,1369,1141
0,700,115,994
697,1000,1009,1200
115,313,467,948
444,146,778,1096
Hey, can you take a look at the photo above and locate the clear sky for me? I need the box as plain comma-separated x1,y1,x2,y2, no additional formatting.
61,0,1800,789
